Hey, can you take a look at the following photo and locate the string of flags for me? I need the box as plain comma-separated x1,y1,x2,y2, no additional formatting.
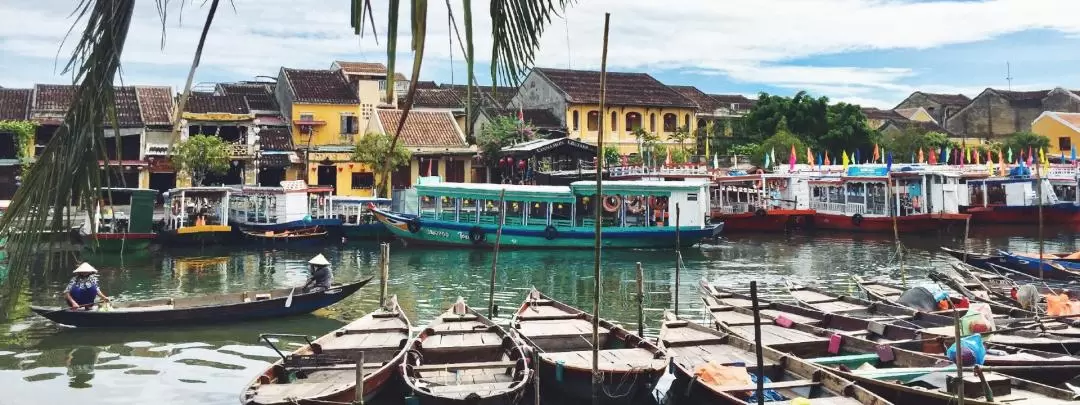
750,142,1075,174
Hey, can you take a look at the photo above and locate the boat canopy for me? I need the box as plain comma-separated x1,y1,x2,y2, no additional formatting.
328,196,392,204
414,183,576,203
570,180,706,197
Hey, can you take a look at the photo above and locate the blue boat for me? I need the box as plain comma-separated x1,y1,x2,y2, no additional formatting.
998,250,1080,281
229,180,342,235
328,196,392,240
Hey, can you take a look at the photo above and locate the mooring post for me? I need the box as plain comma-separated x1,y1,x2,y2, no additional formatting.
533,350,541,405
591,12,612,405
674,203,681,316
355,351,365,405
636,261,644,337
379,243,389,307
952,303,965,405
489,189,507,318
750,281,765,405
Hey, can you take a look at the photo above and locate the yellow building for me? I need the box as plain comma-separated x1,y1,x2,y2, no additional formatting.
367,109,476,190
1032,111,1080,156
894,107,936,123
275,67,372,196
511,68,698,154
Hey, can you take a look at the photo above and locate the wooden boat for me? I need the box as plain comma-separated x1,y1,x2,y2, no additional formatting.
998,250,1080,281
400,298,530,404
699,285,1079,403
229,181,343,233
161,186,235,245
941,246,1006,270
854,276,1034,320
241,227,328,245
710,174,815,233
372,181,722,249
31,277,372,328
941,262,1080,302
510,288,666,403
79,188,158,253
700,281,1080,386
329,196,391,240
241,296,411,405
658,311,890,405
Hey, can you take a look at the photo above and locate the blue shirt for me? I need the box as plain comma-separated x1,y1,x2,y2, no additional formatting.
65,275,99,306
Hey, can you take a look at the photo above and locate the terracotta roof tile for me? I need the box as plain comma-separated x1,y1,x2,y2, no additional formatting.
535,68,696,108
919,92,971,107
0,88,32,120
135,86,175,126
217,83,279,112
486,108,562,129
334,61,388,76
33,84,145,127
257,127,293,151
376,109,466,148
709,94,755,107
33,84,76,113
668,85,720,112
861,107,907,121
893,108,925,121
259,153,292,168
415,81,438,89
111,86,144,127
410,88,463,109
885,119,952,136
283,68,360,104
185,94,250,114
443,84,517,107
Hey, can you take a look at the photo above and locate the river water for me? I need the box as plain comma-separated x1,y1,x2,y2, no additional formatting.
1,227,1078,405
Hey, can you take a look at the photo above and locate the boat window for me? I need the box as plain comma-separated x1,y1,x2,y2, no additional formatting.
987,184,1006,205
459,198,478,223
438,196,454,221
419,195,438,220
528,202,548,226
687,193,698,202
600,194,621,226
479,199,503,225
552,201,572,228
846,183,866,207
506,200,526,226
624,195,649,227
309,193,332,219
828,186,844,204
1054,184,1077,202
650,196,669,226
866,183,888,215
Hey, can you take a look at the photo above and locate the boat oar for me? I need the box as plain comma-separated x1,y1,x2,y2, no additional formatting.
285,288,295,308
43,301,103,315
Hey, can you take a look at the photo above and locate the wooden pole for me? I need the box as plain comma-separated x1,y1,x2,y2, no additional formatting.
889,175,905,287
1036,163,1045,280
379,243,389,307
591,13,611,405
636,261,644,337
750,281,765,405
533,351,541,405
951,302,966,405
355,351,365,405
674,203,681,316
488,189,507,318
963,216,971,264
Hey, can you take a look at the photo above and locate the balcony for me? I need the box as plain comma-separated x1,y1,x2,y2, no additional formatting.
229,143,255,158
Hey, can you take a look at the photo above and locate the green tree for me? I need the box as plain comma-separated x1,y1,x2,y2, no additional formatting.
477,116,536,168
1002,131,1051,157
602,146,621,166
742,92,876,154
753,118,806,169
669,125,692,153
172,135,229,187
632,127,661,165
351,132,411,197
883,127,952,162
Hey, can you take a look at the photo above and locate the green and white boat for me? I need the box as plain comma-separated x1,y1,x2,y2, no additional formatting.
371,180,722,248
79,188,158,253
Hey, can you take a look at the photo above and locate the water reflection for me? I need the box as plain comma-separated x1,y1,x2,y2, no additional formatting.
0,228,1078,404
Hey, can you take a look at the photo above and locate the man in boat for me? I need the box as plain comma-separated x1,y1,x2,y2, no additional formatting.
303,254,332,292
64,263,110,310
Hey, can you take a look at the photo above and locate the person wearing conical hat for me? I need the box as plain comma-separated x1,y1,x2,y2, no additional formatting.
303,254,333,292
64,263,109,310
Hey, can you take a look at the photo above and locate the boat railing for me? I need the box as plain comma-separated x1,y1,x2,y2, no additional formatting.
810,201,847,214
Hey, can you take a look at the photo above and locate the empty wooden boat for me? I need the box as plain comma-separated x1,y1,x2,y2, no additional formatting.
510,288,667,403
32,277,372,328
941,246,1006,270
400,298,531,405
241,296,411,405
658,311,891,405
241,227,328,245
701,281,1080,386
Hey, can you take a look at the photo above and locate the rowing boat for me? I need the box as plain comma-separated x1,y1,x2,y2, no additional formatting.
700,281,1080,386
31,278,372,328
241,296,411,405
510,288,666,403
658,311,891,405
940,246,1006,270
401,298,531,404
241,227,328,245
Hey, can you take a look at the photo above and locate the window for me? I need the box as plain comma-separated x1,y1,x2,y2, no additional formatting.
730,103,740,111
610,111,617,131
684,114,690,128
340,114,359,134
351,172,375,189
572,111,580,130
1060,137,1072,152
299,113,314,122
587,110,600,131
663,113,677,132
626,112,642,130
361,104,374,119
649,113,656,132
687,193,698,201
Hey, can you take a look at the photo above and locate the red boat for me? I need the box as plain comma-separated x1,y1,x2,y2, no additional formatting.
710,174,814,232
962,176,1080,224
806,168,970,233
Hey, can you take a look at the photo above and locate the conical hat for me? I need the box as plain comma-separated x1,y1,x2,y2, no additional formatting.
73,263,98,274
308,254,330,266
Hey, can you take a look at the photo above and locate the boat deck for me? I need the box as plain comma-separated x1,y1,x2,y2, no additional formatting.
408,308,521,400
542,348,667,372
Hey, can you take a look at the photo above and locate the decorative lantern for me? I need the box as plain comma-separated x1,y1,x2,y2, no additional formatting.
507,157,514,165
311,167,317,172
534,203,540,208
518,160,526,169
498,157,506,167
337,167,344,172
582,197,590,204
348,163,354,169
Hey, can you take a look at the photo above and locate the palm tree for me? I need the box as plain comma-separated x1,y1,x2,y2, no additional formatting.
0,0,573,315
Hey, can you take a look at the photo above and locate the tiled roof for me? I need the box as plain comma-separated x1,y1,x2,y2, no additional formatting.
994,89,1049,101
916,92,971,107
33,84,150,127
376,109,466,148
709,94,755,108
257,127,293,151
0,88,32,120
410,88,463,109
893,108,926,121
185,94,250,114
259,153,292,168
443,84,517,108
885,119,952,136
112,86,144,127
486,108,563,129
217,83,279,112
334,61,388,76
861,107,907,121
668,85,720,112
415,81,438,89
33,84,76,113
282,68,360,104
394,72,407,81
135,86,175,126
534,68,696,108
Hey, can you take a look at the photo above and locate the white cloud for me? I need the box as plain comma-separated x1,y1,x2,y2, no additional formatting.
3,0,1080,107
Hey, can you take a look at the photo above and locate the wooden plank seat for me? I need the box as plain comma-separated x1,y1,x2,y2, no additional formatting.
542,348,666,372
339,326,410,335
805,353,883,367
789,290,841,304
251,380,351,401
421,332,503,350
422,382,517,395
730,325,830,346
515,313,581,321
711,379,821,392
287,362,387,372
411,360,517,372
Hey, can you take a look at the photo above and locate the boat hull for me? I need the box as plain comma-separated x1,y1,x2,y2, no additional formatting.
999,251,1080,281
373,208,722,249
30,279,370,328
231,218,343,232
80,233,155,252
711,209,813,233
940,246,1006,269
240,231,328,246
341,224,389,240
811,213,969,233
159,225,233,246
535,356,662,404
964,204,1080,224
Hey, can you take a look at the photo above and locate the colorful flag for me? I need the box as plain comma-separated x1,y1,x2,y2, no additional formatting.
817,152,823,167
1072,145,1078,163
518,105,525,123
789,144,797,172
1007,147,1013,163
665,147,672,166
918,148,925,164
426,157,433,176
770,147,776,168
974,147,980,164
764,149,771,168
873,144,880,163
886,152,893,172
713,153,719,169
929,149,937,165
964,147,971,164
998,149,1006,176
854,149,861,164
1026,146,1034,166
910,151,915,164
806,147,814,167
1041,148,1050,173
824,151,831,166
842,150,850,171
986,155,994,175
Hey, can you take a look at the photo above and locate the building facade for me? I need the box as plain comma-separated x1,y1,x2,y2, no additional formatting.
367,109,475,190
0,87,32,198
1032,111,1080,156
944,88,1080,142
893,92,971,127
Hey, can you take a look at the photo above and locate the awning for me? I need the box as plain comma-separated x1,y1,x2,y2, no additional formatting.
259,154,292,169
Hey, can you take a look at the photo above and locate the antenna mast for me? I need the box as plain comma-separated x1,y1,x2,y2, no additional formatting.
1006,62,1013,91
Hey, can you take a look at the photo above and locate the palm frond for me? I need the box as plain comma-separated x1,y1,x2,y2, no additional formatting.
171,0,222,143
0,0,135,318
488,0,571,86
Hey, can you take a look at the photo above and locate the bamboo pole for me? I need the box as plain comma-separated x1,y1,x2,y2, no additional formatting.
888,175,905,287
750,281,765,405
488,189,507,318
379,243,389,307
355,351,365,405
636,262,644,337
591,13,611,405
1036,163,1045,280
963,216,971,264
951,302,965,405
674,203,681,316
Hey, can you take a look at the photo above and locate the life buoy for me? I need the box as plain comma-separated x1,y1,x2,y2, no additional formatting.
407,218,421,233
468,226,485,244
852,214,864,226
171,200,181,216
602,195,622,213
626,197,646,215
543,225,558,240
754,208,767,217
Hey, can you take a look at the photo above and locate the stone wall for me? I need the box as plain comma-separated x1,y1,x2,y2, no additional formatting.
510,73,567,125
946,88,1080,140
896,93,947,124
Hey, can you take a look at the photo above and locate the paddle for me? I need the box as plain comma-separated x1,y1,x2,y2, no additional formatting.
44,301,104,315
285,288,295,308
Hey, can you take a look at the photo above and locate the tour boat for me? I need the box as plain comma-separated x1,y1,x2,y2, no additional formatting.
229,181,342,236
371,179,722,248
160,186,235,245
961,172,1080,225
329,196,391,240
806,166,970,233
79,188,158,253
711,173,815,232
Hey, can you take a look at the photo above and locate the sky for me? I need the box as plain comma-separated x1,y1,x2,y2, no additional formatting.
3,0,1080,108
